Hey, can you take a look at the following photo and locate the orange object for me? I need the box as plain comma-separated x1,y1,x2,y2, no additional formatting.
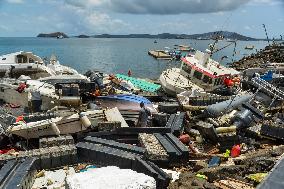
9,104,20,108
16,115,24,123
231,144,241,158
232,77,241,85
16,83,27,93
94,89,101,96
179,134,190,144
0,148,16,154
108,74,115,80
224,78,234,87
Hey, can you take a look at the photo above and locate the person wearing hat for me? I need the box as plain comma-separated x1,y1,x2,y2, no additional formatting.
137,102,150,127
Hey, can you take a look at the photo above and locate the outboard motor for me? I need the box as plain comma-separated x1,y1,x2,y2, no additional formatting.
85,71,104,88
197,102,264,144
232,103,264,130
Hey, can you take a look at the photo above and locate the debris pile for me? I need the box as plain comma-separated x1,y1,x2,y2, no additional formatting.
231,43,284,70
0,47,284,189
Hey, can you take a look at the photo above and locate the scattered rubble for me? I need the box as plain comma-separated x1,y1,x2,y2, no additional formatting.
230,43,284,70
0,44,284,189
139,133,169,161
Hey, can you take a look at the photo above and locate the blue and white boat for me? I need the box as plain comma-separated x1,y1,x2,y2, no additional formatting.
95,94,157,113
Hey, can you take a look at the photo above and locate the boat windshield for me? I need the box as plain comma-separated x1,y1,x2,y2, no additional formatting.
181,63,192,75
29,58,35,63
17,55,27,64
193,70,202,80
202,75,212,84
214,77,223,86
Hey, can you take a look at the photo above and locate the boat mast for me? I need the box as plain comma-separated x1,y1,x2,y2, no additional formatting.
262,24,270,46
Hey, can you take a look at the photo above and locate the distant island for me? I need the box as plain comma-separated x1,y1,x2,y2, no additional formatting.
93,31,257,41
76,35,90,38
36,31,258,41
37,32,69,38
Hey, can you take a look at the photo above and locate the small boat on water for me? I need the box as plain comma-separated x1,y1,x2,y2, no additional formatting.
148,50,172,60
245,45,255,50
159,50,239,96
57,35,64,39
0,52,78,79
175,45,195,52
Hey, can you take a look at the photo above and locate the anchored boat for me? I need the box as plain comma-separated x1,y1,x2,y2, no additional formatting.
245,45,255,50
159,50,239,96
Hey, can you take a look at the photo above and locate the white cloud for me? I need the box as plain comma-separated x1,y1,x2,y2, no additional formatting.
0,25,11,31
63,0,106,8
212,11,225,16
5,0,24,3
249,0,283,5
84,12,128,33
61,0,250,15
244,26,252,30
199,18,211,24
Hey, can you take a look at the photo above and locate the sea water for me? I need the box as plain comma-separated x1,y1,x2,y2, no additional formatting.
0,37,268,79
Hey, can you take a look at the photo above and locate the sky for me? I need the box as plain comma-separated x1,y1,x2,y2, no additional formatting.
0,0,283,38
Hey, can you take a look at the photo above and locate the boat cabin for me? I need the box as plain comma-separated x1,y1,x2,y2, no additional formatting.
0,51,43,65
180,51,239,91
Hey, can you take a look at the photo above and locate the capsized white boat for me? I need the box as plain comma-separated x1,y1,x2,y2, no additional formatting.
159,50,239,96
0,51,78,79
0,78,59,111
39,74,90,85
8,107,128,139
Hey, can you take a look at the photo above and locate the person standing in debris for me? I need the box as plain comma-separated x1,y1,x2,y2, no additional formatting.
29,90,42,113
137,102,151,127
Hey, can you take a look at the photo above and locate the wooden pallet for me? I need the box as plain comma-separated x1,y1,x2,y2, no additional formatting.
214,177,254,189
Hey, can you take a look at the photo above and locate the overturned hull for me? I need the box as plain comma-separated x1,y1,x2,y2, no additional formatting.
8,110,102,139
8,108,126,139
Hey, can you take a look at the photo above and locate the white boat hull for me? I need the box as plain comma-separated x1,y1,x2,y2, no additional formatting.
0,65,53,79
9,108,127,139
159,68,204,96
0,51,79,79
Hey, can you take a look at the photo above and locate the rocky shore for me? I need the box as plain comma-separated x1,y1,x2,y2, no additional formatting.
230,42,284,70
